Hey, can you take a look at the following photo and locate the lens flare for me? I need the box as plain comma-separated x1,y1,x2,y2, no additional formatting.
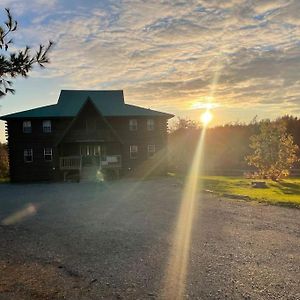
162,129,207,299
1,203,38,225
163,47,224,299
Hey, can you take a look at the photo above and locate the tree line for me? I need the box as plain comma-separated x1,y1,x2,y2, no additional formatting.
168,115,300,180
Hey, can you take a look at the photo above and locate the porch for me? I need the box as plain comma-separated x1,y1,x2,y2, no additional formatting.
60,155,122,170
59,155,122,181
58,141,122,181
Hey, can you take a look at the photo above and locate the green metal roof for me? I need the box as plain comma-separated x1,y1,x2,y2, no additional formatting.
0,90,174,120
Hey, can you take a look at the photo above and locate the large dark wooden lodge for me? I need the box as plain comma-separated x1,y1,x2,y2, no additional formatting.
0,90,174,182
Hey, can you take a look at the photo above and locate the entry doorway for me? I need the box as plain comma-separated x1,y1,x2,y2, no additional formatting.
80,144,106,166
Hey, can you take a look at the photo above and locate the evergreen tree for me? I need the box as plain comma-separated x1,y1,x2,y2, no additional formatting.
0,8,53,97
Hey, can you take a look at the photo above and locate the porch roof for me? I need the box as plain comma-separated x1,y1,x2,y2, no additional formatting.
0,90,174,120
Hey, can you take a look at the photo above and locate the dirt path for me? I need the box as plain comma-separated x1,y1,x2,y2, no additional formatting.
0,178,299,299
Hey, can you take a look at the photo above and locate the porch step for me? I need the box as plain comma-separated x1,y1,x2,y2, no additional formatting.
80,166,102,182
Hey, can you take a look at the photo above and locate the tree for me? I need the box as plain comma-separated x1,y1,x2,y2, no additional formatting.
168,118,202,172
170,117,200,132
246,120,299,181
0,8,53,97
0,142,9,178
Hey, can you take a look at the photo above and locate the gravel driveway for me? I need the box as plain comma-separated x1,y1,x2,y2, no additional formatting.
0,178,299,299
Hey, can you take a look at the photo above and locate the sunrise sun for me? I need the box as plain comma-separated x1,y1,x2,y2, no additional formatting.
201,110,213,125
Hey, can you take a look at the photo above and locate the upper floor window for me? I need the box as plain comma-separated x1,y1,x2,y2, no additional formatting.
24,148,33,162
23,121,32,133
147,119,155,131
43,120,52,133
148,144,156,158
130,145,138,159
44,148,53,161
129,119,138,131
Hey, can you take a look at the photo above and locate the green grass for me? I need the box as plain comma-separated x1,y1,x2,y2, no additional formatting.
0,177,9,183
200,176,300,207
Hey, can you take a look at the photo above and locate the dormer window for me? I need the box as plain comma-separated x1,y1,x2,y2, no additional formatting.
129,119,137,131
23,121,32,133
147,119,154,131
43,120,52,133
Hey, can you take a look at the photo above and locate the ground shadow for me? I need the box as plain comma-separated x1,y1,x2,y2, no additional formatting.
277,181,300,195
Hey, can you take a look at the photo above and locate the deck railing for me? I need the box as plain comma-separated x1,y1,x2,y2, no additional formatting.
60,156,82,170
59,155,121,171
100,155,121,169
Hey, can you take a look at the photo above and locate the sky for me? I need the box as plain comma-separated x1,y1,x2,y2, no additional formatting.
0,0,300,142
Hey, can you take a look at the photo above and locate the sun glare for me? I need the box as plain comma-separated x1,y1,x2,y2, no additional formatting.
201,110,213,125
162,128,207,299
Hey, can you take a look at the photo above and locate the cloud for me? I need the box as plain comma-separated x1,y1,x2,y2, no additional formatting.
0,0,58,15
1,0,300,117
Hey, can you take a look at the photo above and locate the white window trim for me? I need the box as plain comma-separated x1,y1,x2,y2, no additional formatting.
129,119,138,131
147,119,155,131
23,121,32,133
43,120,52,133
44,148,53,161
130,145,138,159
24,148,33,163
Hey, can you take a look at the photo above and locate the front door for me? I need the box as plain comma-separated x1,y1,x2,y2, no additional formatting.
80,144,102,166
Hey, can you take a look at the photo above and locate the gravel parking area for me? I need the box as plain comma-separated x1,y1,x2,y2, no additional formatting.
0,178,299,299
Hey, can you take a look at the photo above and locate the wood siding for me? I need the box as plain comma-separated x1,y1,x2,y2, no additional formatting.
6,110,169,181
6,118,72,182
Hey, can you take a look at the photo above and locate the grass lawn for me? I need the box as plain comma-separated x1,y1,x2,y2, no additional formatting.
0,178,9,183
200,176,300,207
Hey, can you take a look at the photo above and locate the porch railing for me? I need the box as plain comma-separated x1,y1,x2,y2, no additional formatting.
60,156,82,171
59,155,121,171
100,155,121,169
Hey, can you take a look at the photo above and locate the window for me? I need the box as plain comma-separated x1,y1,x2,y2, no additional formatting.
147,119,155,131
129,119,138,131
148,144,156,158
24,149,33,162
43,120,52,133
23,121,32,133
44,148,53,161
94,145,101,156
80,145,91,156
130,145,138,159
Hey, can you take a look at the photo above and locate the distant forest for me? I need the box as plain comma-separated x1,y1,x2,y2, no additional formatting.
168,115,300,176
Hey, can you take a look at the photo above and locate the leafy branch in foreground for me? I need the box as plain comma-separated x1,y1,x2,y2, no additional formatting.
0,8,53,97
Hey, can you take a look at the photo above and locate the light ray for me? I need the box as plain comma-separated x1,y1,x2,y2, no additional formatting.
162,128,207,299
162,47,225,299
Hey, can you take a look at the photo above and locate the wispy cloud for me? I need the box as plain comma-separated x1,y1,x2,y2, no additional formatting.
1,0,300,115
